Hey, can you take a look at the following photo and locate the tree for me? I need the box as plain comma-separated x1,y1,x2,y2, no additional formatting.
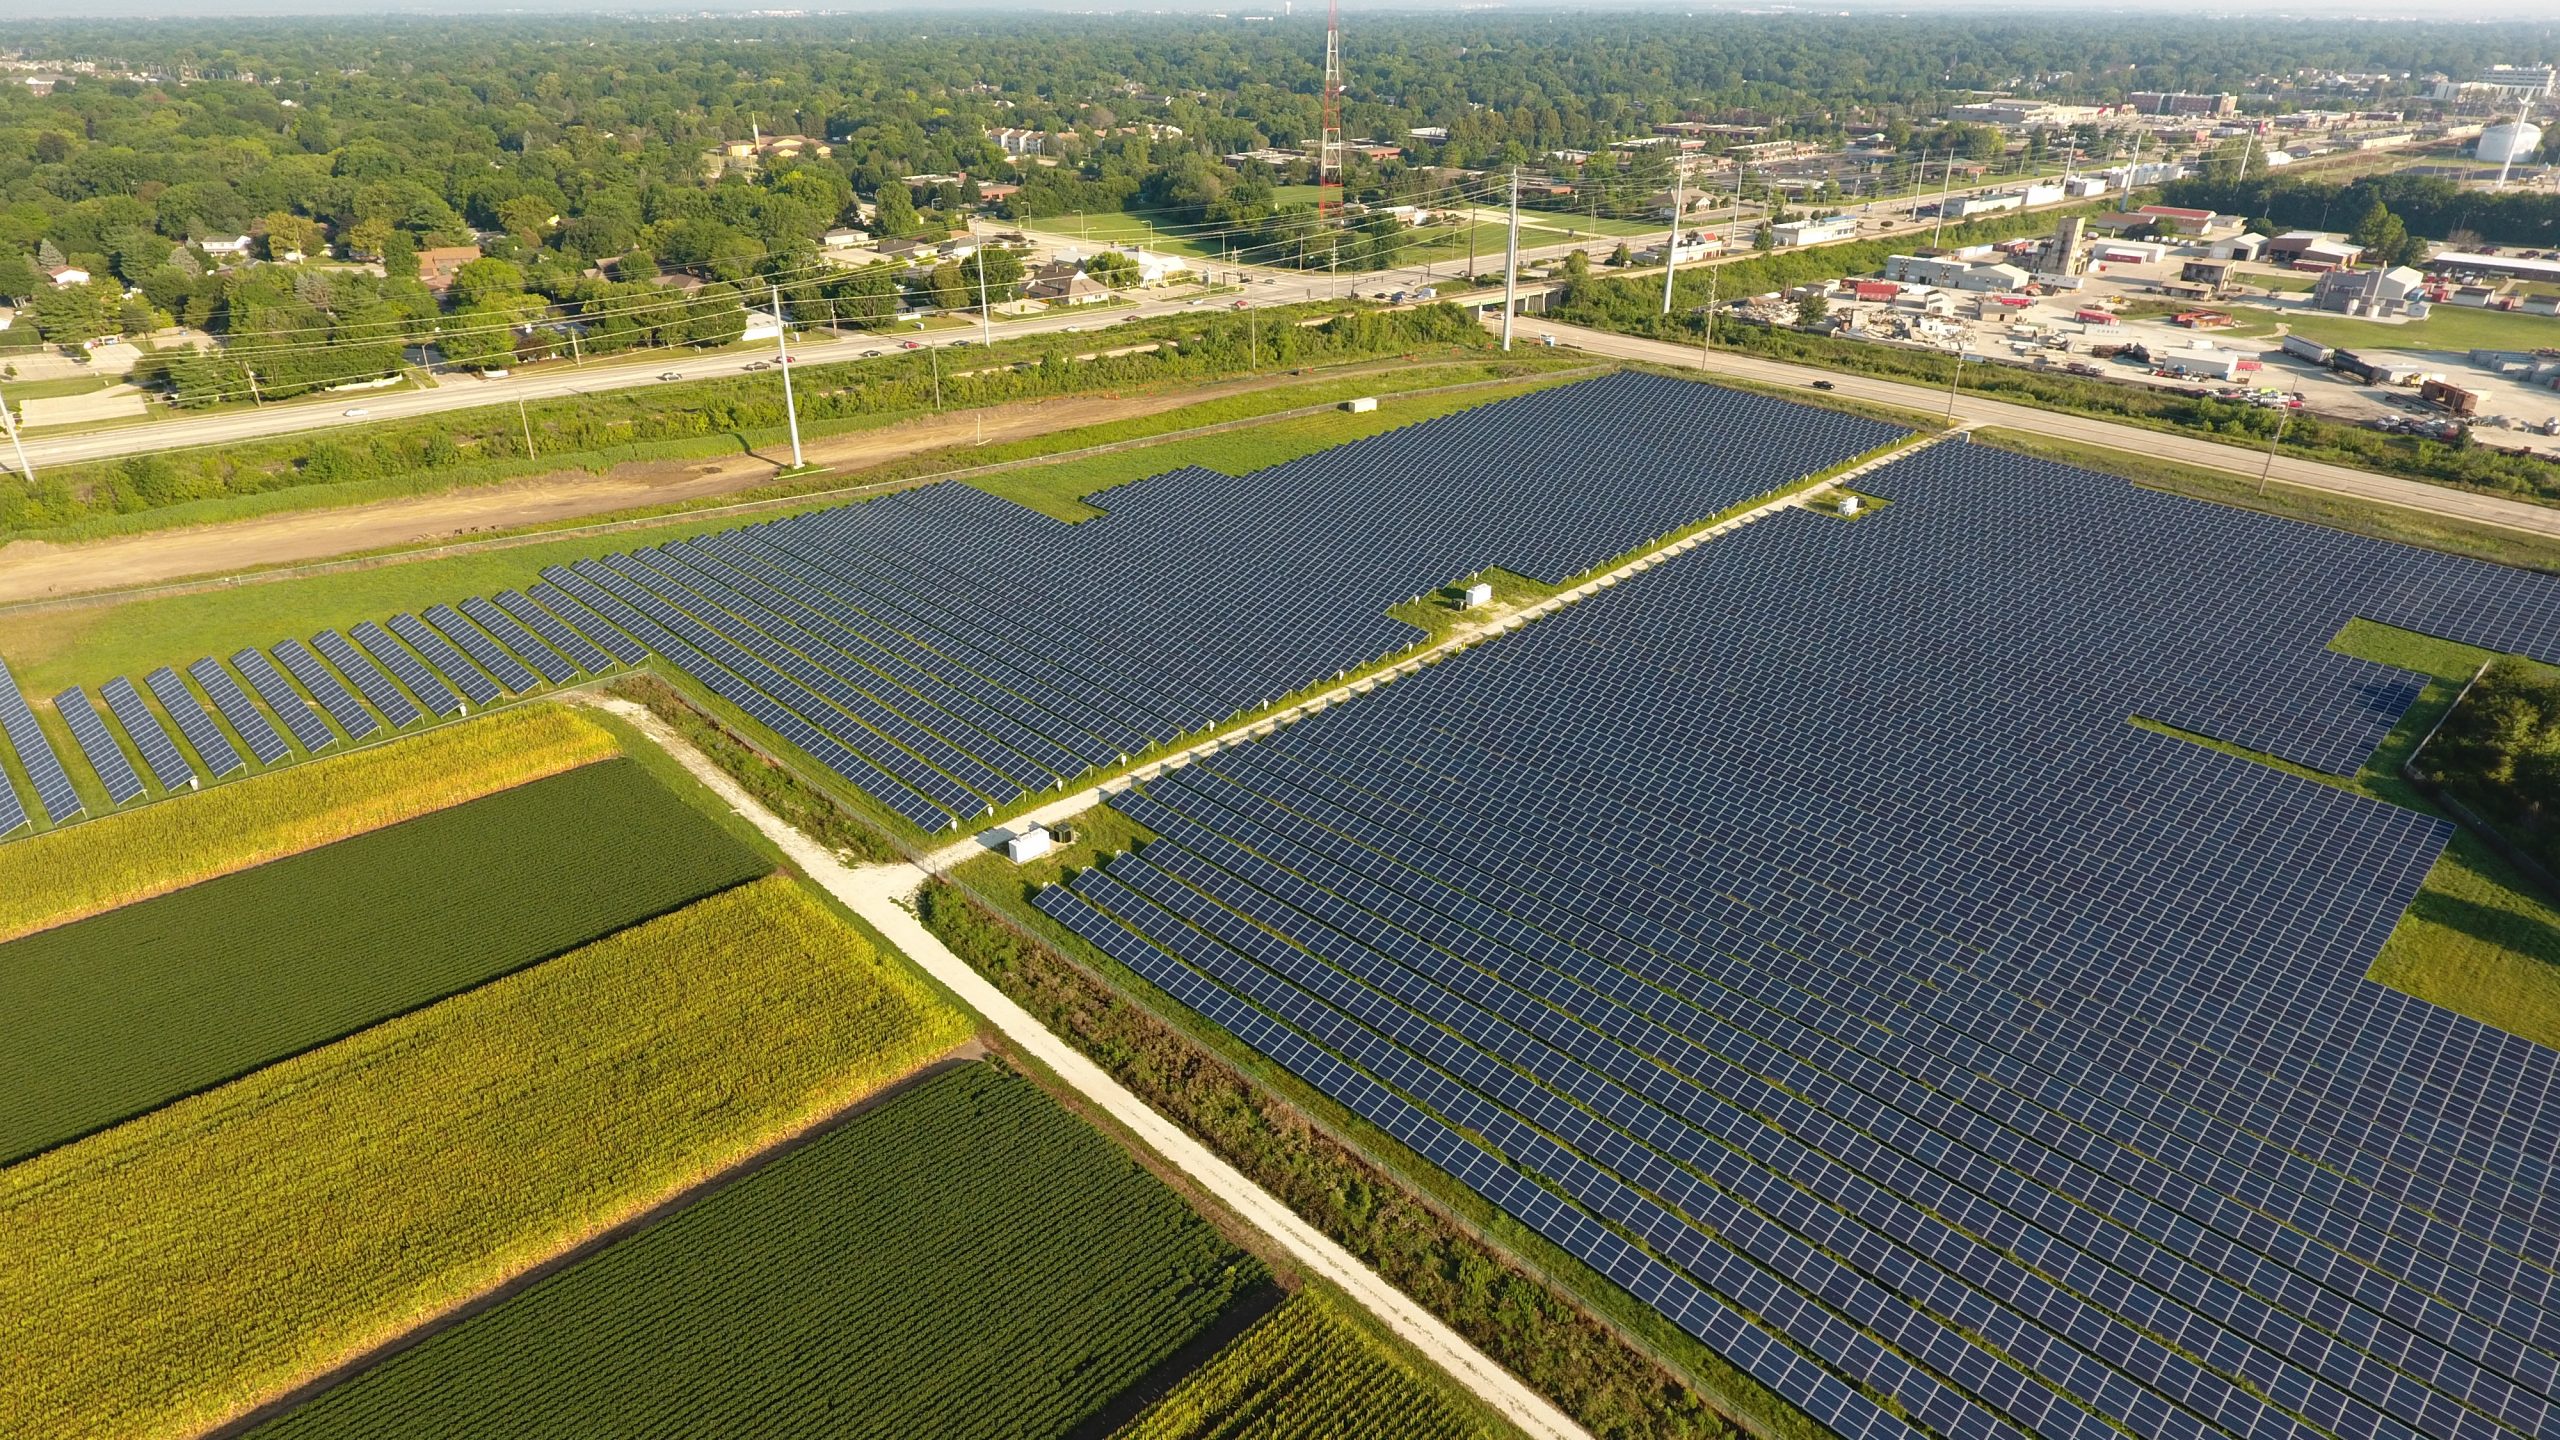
2350,199,2415,268
495,195,554,251
29,281,118,342
380,231,418,281
262,212,326,261
1606,241,1630,267
1754,222,1775,252
1794,292,1830,327
448,257,526,310
1084,251,1141,289
439,306,524,371
874,184,922,239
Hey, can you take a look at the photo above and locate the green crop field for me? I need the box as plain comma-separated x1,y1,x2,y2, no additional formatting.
0,875,972,1440
0,758,767,1164
0,703,620,940
1114,1288,1502,1440
248,1063,1265,1440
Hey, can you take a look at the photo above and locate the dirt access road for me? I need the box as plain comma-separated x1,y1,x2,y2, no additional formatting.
587,697,1590,1440
0,373,1319,606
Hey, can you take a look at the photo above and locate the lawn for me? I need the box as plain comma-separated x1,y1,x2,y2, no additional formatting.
1038,208,1231,263
0,759,767,1164
0,703,619,936
2270,302,2560,356
247,1064,1266,1440
0,874,972,1440
1116,1287,1508,1440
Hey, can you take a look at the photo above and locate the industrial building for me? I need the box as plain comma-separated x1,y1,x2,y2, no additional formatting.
1771,215,1859,247
1882,254,2030,292
2428,250,2560,284
2266,231,2364,268
2127,91,2237,117
2312,265,2427,316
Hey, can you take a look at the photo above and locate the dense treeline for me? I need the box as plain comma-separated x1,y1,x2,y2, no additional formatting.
2163,173,2560,251
0,302,1484,533
3,16,2553,356
2427,656,2560,875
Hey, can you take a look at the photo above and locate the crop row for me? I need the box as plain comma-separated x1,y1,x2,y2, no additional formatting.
250,1063,1267,1439
1116,1288,1499,1440
0,874,972,1440
0,757,769,1164
0,702,620,943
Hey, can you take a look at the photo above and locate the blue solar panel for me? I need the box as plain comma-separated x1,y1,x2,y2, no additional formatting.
0,653,82,825
187,657,290,765
457,596,575,685
233,648,338,753
424,604,539,693
53,688,143,806
282,636,395,736
384,613,496,708
350,621,461,718
491,590,611,674
144,667,245,778
102,677,196,792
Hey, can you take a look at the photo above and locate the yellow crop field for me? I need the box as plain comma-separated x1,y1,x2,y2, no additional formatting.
0,703,619,943
0,875,973,1440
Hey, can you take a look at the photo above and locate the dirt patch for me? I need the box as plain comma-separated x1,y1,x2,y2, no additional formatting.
0,379,1300,604
22,386,148,429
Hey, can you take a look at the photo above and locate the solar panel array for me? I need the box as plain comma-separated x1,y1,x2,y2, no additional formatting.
102,677,196,793
1040,444,2560,1440
144,667,246,779
0,653,81,828
188,657,290,766
277,637,386,739
523,371,1905,830
233,648,338,753
53,688,143,806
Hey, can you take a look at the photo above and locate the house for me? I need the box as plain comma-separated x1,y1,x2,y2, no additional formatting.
1028,271,1112,305
822,227,873,249
195,234,255,258
1771,216,1858,247
43,264,90,287
417,245,483,293
876,234,943,263
977,182,1022,205
1408,126,1450,143
989,127,1050,157
2265,231,2362,268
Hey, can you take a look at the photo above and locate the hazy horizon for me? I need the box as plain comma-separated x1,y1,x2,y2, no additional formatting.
9,1,2560,22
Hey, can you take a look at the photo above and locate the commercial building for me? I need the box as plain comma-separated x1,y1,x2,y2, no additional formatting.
2430,66,2557,102
2313,265,2427,316
2428,249,2560,284
1771,215,1859,247
2127,91,2237,117
2265,231,2363,268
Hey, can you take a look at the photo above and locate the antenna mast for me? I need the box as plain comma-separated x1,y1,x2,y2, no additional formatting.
1319,0,1344,240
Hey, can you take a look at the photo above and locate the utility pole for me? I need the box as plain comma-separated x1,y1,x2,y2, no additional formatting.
1932,149,1957,248
244,367,263,407
1500,166,1520,351
518,395,536,459
929,338,942,410
2257,409,2291,497
1701,263,1719,362
1945,347,1964,427
0,386,34,484
1247,305,1257,374
770,283,803,470
972,219,994,347
1659,161,1686,315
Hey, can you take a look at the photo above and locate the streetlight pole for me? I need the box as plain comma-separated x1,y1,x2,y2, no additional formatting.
1660,161,1685,315
1500,166,1520,351
973,220,994,347
929,337,941,411
770,282,803,470
1945,347,1964,427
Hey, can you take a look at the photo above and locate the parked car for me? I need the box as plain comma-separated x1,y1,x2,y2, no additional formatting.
658,371,683,381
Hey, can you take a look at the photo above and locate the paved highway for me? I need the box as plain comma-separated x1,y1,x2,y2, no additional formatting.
1530,319,2560,540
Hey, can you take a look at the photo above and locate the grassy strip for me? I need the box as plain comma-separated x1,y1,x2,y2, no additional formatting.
1973,428,2560,572
0,759,767,1165
605,675,900,864
1114,1287,1506,1440
0,874,972,1440
917,879,1752,1440
6,304,1491,542
0,704,619,942
249,1063,1264,1440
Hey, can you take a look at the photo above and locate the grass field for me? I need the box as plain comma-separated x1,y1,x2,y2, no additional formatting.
249,1063,1265,1440
0,874,971,1440
1114,1288,1503,1440
0,704,619,940
0,759,766,1164
2270,303,2560,356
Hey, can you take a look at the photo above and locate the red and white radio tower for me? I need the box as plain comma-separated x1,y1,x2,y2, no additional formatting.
1318,0,1344,246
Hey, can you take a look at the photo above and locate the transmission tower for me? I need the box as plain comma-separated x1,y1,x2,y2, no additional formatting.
1319,0,1345,250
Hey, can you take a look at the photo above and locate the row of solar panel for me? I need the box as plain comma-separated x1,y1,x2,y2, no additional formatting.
0,589,628,839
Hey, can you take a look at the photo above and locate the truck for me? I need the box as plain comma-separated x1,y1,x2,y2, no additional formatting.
2280,335,2335,366
2073,307,2119,327
2420,378,2481,417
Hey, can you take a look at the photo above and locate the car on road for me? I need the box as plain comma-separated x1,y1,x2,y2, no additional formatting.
861,349,881,358
745,361,771,371
1231,299,1251,309
658,371,683,381
899,339,922,349
1810,380,1836,391
1186,298,1205,305
781,354,802,363
950,339,971,347
341,407,369,416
